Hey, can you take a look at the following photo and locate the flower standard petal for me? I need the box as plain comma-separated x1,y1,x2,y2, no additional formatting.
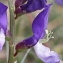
34,42,60,63
0,2,8,34
32,4,51,39
14,4,51,56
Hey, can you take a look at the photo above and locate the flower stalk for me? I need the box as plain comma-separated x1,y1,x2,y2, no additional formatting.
7,0,15,63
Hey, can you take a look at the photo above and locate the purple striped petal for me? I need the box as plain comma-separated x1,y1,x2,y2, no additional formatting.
55,0,63,6
14,4,51,56
34,42,60,63
0,2,8,34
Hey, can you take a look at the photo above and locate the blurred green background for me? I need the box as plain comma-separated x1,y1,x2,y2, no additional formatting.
0,0,63,63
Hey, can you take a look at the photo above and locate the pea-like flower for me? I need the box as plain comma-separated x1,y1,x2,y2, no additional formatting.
14,4,60,62
14,0,47,18
20,0,47,13
34,42,60,63
14,1,61,62
0,2,8,51
14,4,51,56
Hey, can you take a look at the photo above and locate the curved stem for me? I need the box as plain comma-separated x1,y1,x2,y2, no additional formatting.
21,49,31,63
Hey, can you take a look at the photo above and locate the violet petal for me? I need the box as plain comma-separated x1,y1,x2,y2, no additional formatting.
34,42,60,63
55,0,63,6
0,2,8,33
21,0,47,13
0,28,5,51
14,0,47,18
0,2,7,51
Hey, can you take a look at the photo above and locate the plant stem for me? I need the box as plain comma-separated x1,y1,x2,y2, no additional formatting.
6,41,9,62
21,49,31,63
7,0,15,39
7,0,15,63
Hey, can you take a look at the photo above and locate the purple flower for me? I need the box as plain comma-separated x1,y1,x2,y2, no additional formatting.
0,2,7,51
14,0,47,18
55,0,63,6
14,3,60,62
14,4,51,56
20,0,47,13
34,42,60,63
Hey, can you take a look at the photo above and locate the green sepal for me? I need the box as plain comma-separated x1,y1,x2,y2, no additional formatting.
5,36,12,41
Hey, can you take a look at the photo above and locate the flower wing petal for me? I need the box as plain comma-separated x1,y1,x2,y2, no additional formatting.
34,42,60,63
0,28,5,51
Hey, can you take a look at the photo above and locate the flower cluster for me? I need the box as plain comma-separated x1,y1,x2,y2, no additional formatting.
14,0,60,63
0,0,60,63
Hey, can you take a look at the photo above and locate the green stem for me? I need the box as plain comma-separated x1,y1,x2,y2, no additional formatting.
6,41,9,63
7,0,15,39
7,0,15,63
21,49,31,63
